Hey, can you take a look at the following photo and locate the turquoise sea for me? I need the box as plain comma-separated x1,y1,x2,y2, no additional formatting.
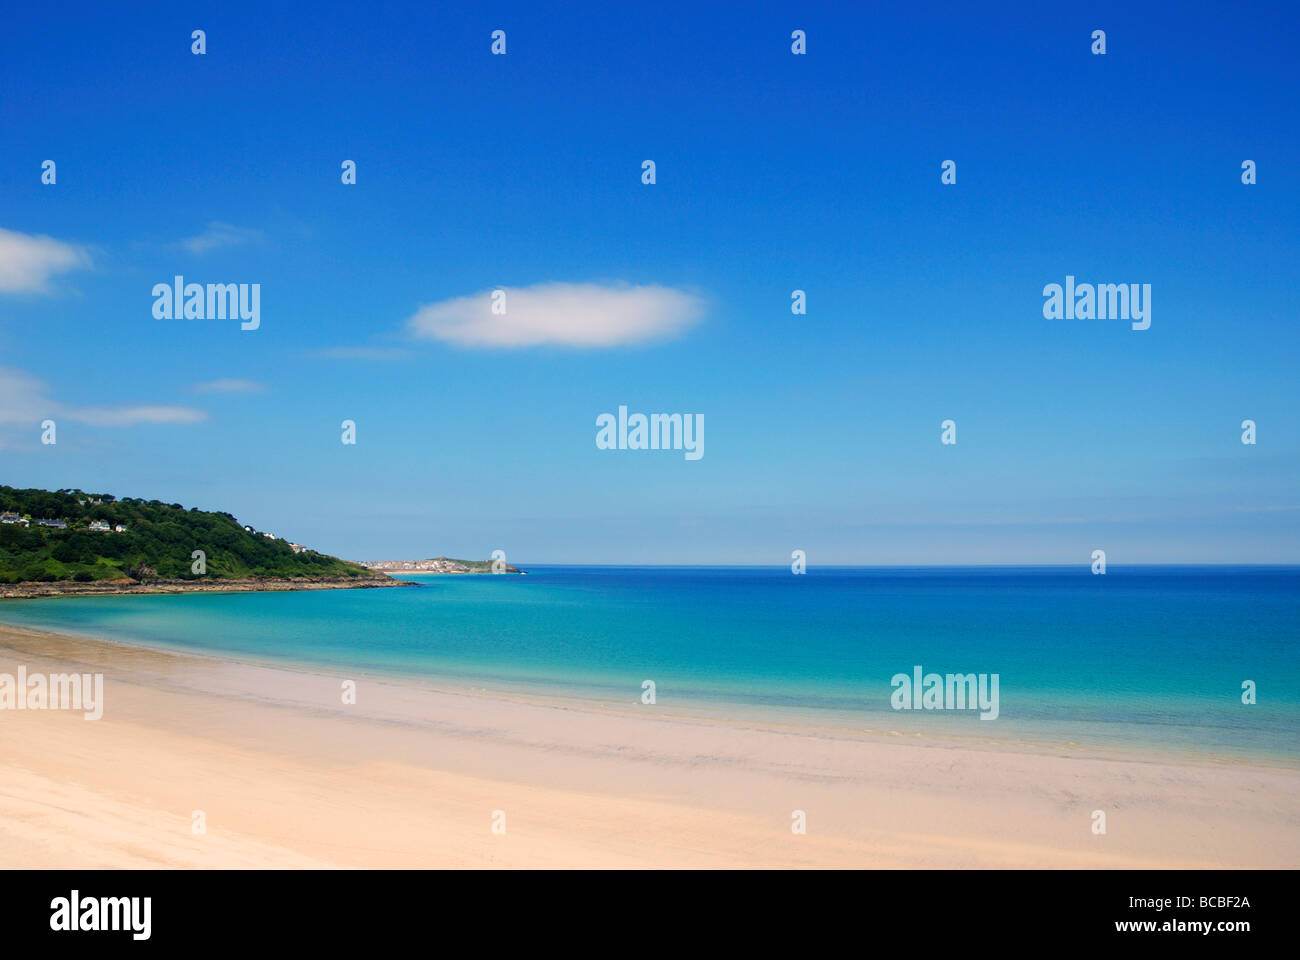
1,565,1296,764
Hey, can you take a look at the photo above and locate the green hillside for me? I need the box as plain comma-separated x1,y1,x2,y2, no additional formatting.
0,486,376,584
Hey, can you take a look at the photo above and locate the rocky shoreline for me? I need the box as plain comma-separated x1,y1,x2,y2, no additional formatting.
0,574,413,600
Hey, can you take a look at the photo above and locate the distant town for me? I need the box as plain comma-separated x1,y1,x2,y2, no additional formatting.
358,557,523,574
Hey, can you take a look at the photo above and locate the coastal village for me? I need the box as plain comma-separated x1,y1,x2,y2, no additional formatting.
2,510,488,572
2,498,489,571
1,512,126,533
1,501,313,554
1,486,517,582
244,527,310,554
358,557,521,574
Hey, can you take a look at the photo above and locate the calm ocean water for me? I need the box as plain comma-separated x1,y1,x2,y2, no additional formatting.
2,565,1296,763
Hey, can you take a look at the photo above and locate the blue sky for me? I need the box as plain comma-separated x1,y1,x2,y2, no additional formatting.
1,1,1297,564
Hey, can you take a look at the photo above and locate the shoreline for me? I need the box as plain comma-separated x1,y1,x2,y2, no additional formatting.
2,622,1297,867
0,575,413,600
1,613,1294,772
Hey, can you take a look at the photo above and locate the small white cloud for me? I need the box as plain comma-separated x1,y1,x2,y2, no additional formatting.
63,405,208,426
0,366,206,433
181,222,263,255
192,378,266,394
0,226,92,294
406,282,704,348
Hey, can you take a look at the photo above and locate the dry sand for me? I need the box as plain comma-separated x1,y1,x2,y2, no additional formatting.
1,624,1295,868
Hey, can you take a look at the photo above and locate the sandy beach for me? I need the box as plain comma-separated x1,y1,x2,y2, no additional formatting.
1,623,1296,869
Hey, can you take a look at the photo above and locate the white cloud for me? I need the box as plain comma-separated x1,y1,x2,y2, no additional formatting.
406,282,704,348
0,366,206,433
192,378,266,394
181,222,263,255
63,405,207,426
0,227,91,294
